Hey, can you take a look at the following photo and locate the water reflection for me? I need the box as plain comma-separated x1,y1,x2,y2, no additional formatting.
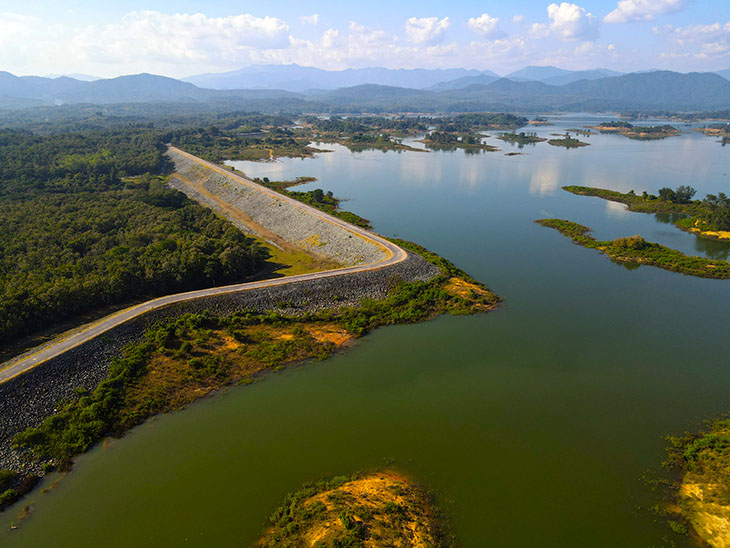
604,200,630,219
529,164,560,196
694,237,730,261
654,212,688,225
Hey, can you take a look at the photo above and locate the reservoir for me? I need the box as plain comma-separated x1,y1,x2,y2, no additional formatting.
2,114,729,546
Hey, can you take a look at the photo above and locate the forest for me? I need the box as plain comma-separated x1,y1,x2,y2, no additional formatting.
0,129,269,346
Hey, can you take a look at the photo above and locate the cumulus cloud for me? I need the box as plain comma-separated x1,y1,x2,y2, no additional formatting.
547,2,599,41
513,15,525,24
404,16,451,45
467,14,500,38
71,11,291,67
604,0,690,24
0,13,66,70
655,21,730,59
528,23,550,38
299,14,319,25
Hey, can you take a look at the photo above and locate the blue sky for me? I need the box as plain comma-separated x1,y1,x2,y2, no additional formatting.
0,0,728,78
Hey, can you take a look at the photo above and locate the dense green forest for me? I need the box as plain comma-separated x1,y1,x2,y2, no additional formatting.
0,129,268,346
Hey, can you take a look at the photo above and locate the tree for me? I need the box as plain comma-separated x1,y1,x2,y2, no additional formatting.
311,188,324,203
675,185,696,204
704,193,730,230
658,187,676,202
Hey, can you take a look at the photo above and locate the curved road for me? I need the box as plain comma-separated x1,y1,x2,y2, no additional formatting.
0,147,407,385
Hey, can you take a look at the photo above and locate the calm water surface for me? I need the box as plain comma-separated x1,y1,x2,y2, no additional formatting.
3,115,729,547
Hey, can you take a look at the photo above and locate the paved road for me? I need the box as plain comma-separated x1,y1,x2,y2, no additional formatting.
0,147,407,385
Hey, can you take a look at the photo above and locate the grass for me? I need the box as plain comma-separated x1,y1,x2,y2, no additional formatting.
256,471,457,547
8,240,500,496
536,218,730,279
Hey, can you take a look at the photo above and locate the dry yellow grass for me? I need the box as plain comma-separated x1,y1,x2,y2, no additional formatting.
257,471,451,547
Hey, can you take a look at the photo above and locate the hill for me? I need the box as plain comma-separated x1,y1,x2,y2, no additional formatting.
0,69,728,114
506,66,622,85
184,64,490,91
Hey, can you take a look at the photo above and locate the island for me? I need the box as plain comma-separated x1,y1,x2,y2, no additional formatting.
563,185,730,241
664,419,730,547
419,131,499,152
535,219,730,279
256,471,455,547
498,131,546,146
547,133,590,148
694,123,730,145
588,121,681,140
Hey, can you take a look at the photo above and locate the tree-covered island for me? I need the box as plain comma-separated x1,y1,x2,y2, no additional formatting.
588,121,681,140
564,185,730,240
535,219,730,279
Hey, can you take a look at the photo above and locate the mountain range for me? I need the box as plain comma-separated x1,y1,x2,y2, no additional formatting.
0,67,729,114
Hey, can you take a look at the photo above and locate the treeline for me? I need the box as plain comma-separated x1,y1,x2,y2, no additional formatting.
0,129,269,345
304,115,429,134
436,113,527,131
0,129,165,195
426,132,482,145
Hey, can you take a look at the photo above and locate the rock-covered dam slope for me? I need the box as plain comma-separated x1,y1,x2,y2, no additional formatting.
167,147,387,267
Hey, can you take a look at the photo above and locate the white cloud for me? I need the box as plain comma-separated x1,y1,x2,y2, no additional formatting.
528,23,550,38
467,14,500,38
404,16,451,45
0,13,67,70
604,0,690,24
513,15,525,24
547,3,599,41
71,11,291,68
655,21,730,60
299,14,319,25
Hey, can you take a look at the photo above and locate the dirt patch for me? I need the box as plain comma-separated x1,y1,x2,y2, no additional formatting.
680,482,730,548
445,277,499,311
257,471,454,547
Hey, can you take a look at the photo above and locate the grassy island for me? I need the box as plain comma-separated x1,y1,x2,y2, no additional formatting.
563,185,730,241
498,131,546,146
547,134,590,148
664,419,730,546
8,238,499,498
256,471,455,547
536,219,730,279
695,124,730,145
588,121,681,140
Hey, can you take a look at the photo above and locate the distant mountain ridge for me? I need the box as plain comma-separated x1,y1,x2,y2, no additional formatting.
0,68,728,113
184,64,496,91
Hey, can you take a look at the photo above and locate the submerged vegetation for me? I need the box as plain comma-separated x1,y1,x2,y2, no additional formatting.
257,471,456,547
664,418,730,547
536,219,730,279
8,240,499,497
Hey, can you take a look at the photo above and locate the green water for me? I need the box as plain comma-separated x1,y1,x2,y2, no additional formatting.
3,114,730,547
